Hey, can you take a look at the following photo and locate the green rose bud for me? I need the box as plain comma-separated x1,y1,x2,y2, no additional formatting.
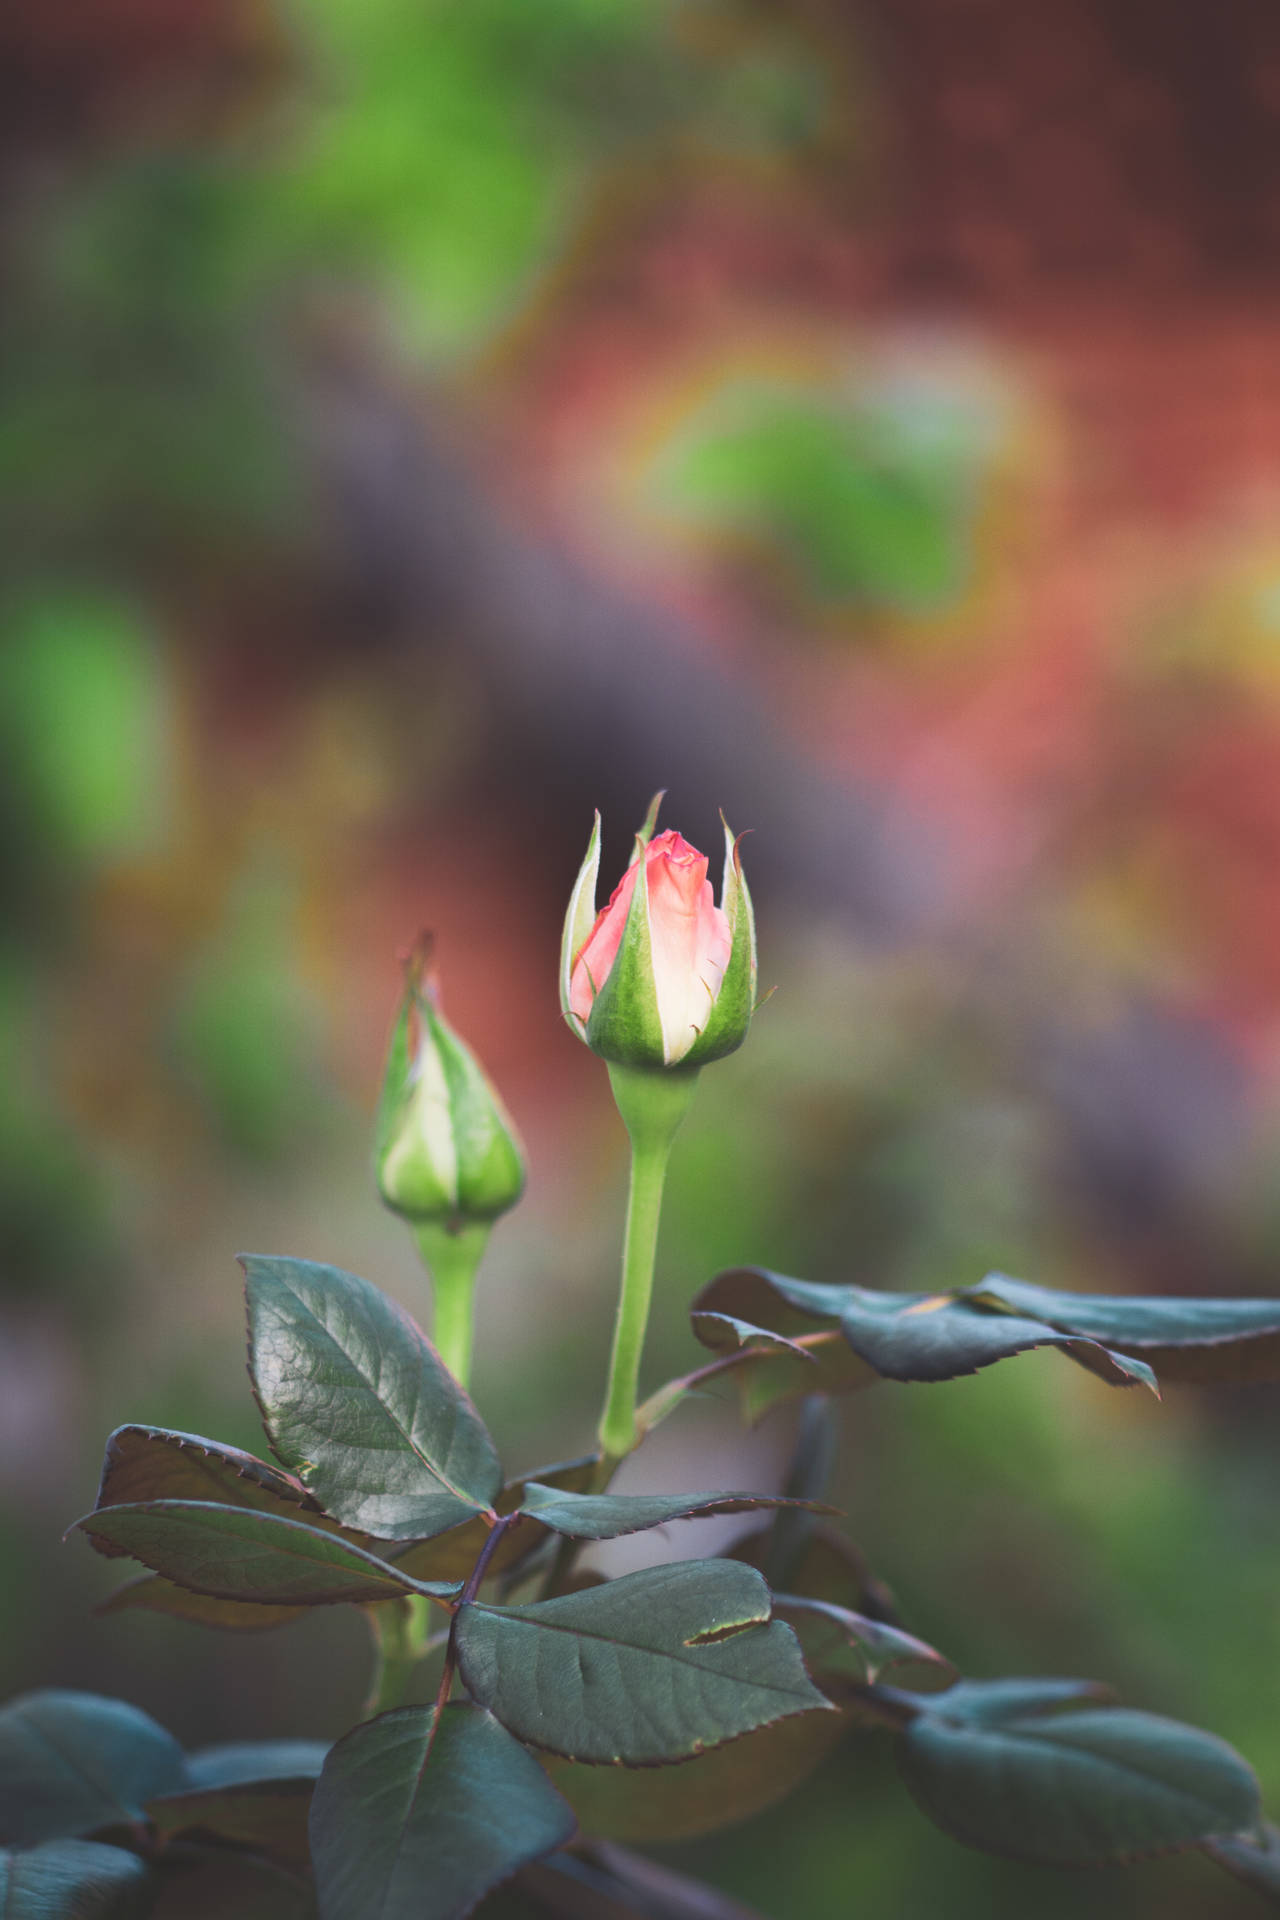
375,937,525,1231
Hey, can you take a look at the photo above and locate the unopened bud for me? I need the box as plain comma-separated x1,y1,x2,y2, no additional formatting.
560,795,757,1072
375,937,525,1232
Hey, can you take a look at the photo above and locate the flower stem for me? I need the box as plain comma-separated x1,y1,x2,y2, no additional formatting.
597,1064,700,1462
413,1221,490,1389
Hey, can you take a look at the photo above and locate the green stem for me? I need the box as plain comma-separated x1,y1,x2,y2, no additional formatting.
364,1596,449,1717
413,1221,490,1388
363,1598,419,1717
364,1222,490,1707
597,1064,700,1461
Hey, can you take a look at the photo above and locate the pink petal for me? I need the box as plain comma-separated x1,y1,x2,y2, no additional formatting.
644,832,732,1064
568,859,639,1024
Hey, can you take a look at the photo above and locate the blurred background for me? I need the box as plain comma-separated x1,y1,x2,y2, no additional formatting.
4,0,1280,1911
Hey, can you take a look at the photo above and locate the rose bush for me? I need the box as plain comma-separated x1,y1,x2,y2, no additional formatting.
4,795,1280,1920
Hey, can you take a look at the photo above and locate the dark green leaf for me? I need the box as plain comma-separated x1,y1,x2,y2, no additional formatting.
93,1426,314,1528
688,1312,819,1365
95,1575,308,1633
0,1839,152,1917
517,1484,830,1541
692,1274,876,1381
918,1678,1113,1722
147,1780,315,1874
774,1595,955,1688
0,1691,185,1846
970,1275,1280,1385
89,1428,395,1626
900,1681,1261,1865
183,1743,329,1789
546,1705,849,1842
75,1502,460,1608
98,1461,600,1620
243,1255,502,1540
695,1269,1158,1393
1206,1823,1280,1901
455,1560,833,1765
309,1701,575,1920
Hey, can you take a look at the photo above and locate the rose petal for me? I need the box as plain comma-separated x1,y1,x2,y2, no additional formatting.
644,832,732,1064
569,861,640,1024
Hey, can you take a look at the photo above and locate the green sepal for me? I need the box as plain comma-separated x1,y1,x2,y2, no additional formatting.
559,811,601,1033
422,1000,524,1221
584,833,667,1068
375,942,456,1223
683,816,757,1069
629,789,665,859
372,942,420,1170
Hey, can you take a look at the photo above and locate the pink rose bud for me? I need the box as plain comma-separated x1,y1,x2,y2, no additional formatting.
375,936,525,1229
560,795,757,1071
